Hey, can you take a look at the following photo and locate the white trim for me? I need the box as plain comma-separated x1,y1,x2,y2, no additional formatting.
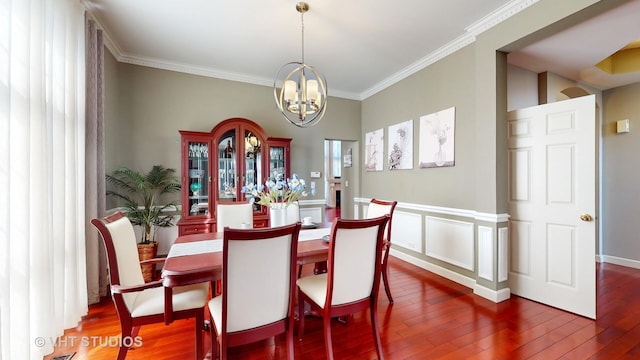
425,216,475,271
390,248,511,303
498,227,509,282
390,249,476,289
299,199,326,206
474,286,511,303
478,226,494,281
601,255,640,270
355,197,509,224
360,0,538,99
465,0,539,36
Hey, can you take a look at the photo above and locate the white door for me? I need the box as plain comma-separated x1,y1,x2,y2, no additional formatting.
507,95,596,319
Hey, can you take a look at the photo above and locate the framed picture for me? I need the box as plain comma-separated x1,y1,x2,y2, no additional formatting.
388,119,413,170
343,147,352,167
365,128,384,171
419,107,455,168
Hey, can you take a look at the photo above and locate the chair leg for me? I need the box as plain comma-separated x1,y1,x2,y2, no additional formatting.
323,315,334,360
195,309,204,360
117,323,135,360
286,318,295,359
210,316,218,360
381,261,394,304
297,264,303,279
369,307,384,360
297,292,305,340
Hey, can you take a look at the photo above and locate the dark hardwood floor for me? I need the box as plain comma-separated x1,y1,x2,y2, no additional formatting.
46,259,640,359
47,211,640,359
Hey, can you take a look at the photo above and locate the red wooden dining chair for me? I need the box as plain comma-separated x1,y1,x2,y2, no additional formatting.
366,198,398,303
208,223,302,360
297,215,390,360
91,211,209,360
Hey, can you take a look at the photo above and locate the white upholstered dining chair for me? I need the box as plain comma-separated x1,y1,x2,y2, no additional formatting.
366,198,398,303
208,223,302,359
216,202,253,230
297,215,390,360
91,211,209,360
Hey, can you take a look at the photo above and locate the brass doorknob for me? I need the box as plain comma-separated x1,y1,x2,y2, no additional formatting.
580,214,593,222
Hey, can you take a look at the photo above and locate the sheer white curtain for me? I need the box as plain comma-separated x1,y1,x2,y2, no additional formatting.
0,0,89,359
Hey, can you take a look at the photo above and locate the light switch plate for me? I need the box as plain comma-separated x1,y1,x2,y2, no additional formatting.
617,119,630,133
310,171,321,178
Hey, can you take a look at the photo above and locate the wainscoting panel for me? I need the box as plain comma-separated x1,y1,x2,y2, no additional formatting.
300,207,323,224
391,211,422,253
498,227,509,282
425,216,474,271
478,226,494,281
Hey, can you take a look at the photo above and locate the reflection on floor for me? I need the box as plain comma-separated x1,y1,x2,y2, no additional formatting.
325,206,340,222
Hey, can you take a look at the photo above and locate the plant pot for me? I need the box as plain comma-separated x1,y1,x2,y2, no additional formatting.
137,242,158,282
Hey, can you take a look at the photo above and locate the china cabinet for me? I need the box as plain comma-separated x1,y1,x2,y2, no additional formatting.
177,118,291,235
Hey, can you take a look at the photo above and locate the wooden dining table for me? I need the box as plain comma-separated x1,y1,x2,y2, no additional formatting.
161,225,331,326
161,225,332,292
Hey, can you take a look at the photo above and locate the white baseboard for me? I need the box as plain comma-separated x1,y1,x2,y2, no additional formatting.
389,249,510,303
390,248,476,288
474,285,511,303
600,255,640,270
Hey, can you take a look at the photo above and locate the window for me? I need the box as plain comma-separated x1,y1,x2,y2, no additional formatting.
332,140,341,178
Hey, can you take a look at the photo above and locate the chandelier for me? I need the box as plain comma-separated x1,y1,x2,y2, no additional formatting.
273,2,327,128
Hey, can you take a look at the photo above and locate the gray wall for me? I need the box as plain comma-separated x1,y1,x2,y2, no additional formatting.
103,61,361,210
361,44,477,209
602,82,640,261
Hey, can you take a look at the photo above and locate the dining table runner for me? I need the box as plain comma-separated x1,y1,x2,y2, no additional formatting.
167,227,331,258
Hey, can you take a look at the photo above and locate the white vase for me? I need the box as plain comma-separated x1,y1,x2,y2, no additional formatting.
270,206,287,227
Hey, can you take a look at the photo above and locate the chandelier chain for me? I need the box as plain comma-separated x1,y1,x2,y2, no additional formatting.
300,11,305,64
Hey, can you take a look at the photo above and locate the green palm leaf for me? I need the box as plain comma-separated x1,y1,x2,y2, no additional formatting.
106,165,181,243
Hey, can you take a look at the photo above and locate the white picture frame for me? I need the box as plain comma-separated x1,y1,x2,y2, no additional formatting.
365,128,384,171
388,119,413,170
419,107,455,168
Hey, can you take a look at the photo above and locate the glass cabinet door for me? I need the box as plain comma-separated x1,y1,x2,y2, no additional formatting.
269,145,286,180
187,140,209,216
244,130,263,211
218,129,237,203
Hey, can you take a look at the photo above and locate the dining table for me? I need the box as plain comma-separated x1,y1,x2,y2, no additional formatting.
161,225,332,323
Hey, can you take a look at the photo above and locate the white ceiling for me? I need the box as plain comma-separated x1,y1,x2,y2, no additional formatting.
508,0,640,91
85,0,640,100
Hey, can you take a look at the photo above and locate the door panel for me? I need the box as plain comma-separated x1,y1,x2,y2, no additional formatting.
508,95,596,319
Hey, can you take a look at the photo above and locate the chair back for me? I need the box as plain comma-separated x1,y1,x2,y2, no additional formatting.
220,223,301,333
326,216,389,306
216,202,253,229
90,211,144,310
366,199,397,243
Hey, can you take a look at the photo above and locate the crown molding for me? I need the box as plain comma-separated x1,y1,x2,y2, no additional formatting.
85,0,535,102
360,0,538,100
119,54,362,100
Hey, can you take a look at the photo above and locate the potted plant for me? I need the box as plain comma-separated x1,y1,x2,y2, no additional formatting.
241,173,310,227
106,165,181,282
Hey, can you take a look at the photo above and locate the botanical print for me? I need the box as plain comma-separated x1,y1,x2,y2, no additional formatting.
388,120,413,170
419,107,455,168
365,128,384,171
